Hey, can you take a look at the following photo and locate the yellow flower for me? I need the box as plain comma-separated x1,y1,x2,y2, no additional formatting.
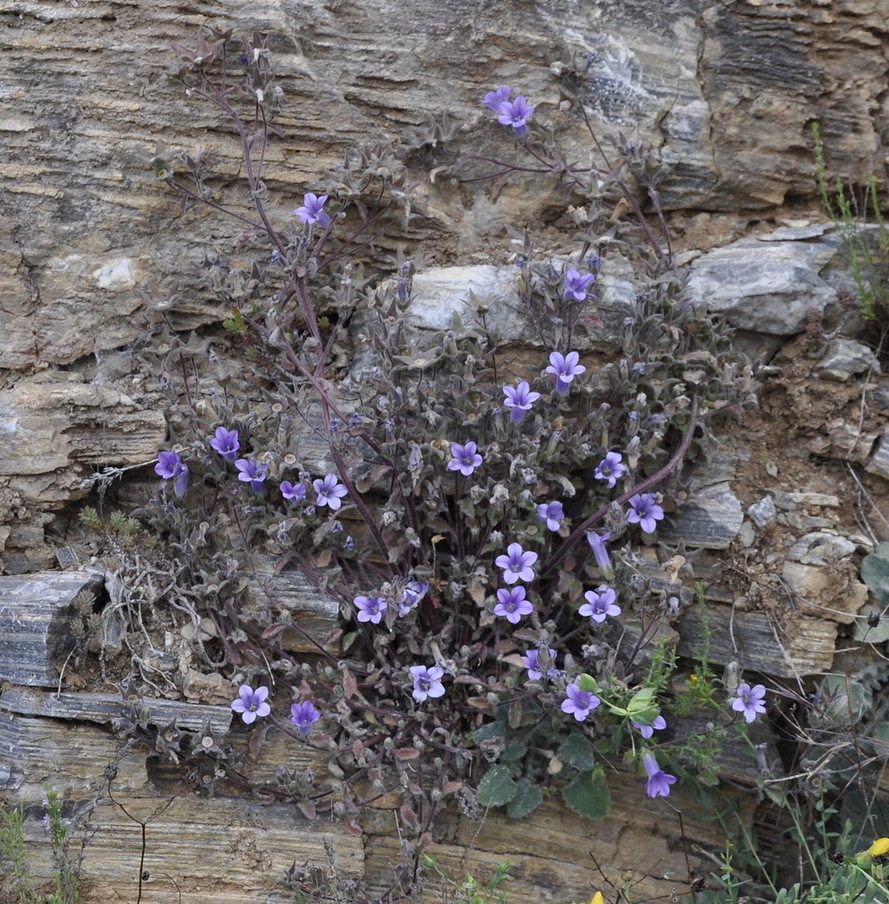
590,893,606,904
869,837,889,857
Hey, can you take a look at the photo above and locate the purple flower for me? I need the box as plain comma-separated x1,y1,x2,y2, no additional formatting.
293,192,331,227
498,96,535,135
235,457,268,492
545,351,586,393
632,713,667,740
523,647,558,681
732,683,767,724
561,682,601,721
290,700,321,735
626,493,665,533
448,441,483,476
494,586,534,624
314,473,349,510
564,268,596,301
536,501,564,532
643,755,677,798
209,426,240,462
409,665,446,702
155,450,189,496
399,580,429,617
502,380,541,423
281,480,307,503
495,543,538,584
579,586,621,623
230,684,271,725
586,530,612,576
482,86,512,114
595,451,626,489
354,595,387,624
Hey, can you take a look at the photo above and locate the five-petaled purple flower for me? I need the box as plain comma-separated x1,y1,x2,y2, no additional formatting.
155,450,189,496
448,441,483,476
293,192,331,227
643,755,676,798
595,451,626,489
494,586,534,624
409,665,446,702
281,480,307,503
495,543,538,584
732,683,767,724
235,458,268,493
399,580,429,617
502,380,541,423
561,682,601,721
632,712,667,739
579,586,621,624
545,351,586,393
354,595,387,624
564,268,596,301
290,700,321,735
314,473,349,510
626,493,665,533
586,530,612,576
482,86,512,114
230,684,271,725
536,501,564,532
209,426,240,462
523,647,559,681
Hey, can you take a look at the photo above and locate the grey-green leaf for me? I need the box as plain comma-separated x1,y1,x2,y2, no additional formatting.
561,767,611,819
476,764,518,808
559,733,595,771
507,778,543,819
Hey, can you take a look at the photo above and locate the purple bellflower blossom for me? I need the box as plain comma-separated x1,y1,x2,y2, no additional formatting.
293,192,331,227
409,665,446,702
155,450,189,496
494,586,534,624
564,268,596,301
495,543,538,584
354,595,387,624
482,86,512,114
595,451,626,489
545,351,586,393
523,647,559,681
497,95,535,135
579,586,621,624
561,682,601,721
399,580,429,617
230,684,271,725
280,480,307,503
626,493,665,533
209,426,240,462
314,473,349,510
732,683,767,724
632,712,667,739
536,501,564,532
290,700,321,735
448,441,483,476
643,755,677,798
586,530,613,577
235,458,268,492
502,380,541,423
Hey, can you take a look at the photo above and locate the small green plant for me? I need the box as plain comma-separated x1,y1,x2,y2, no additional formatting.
812,121,889,321
0,789,80,904
422,855,511,904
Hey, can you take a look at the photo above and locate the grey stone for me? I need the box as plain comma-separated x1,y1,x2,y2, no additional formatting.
685,230,841,335
660,481,744,550
748,495,777,529
786,532,857,566
814,338,880,381
866,428,889,481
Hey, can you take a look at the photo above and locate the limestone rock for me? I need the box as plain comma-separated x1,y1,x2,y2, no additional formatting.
814,338,881,381
685,230,841,335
